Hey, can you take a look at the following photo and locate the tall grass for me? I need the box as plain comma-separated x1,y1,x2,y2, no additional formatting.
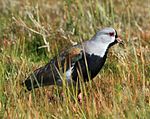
0,0,150,118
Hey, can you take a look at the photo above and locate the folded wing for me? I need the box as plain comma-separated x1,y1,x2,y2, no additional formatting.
23,45,83,91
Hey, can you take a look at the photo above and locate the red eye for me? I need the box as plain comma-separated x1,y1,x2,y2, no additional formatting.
109,32,114,36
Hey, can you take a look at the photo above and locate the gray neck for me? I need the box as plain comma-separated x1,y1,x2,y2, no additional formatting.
83,39,109,57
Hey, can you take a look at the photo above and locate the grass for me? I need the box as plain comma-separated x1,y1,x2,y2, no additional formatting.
0,0,150,118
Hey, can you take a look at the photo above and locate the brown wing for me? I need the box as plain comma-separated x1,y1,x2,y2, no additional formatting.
59,45,83,64
23,45,83,91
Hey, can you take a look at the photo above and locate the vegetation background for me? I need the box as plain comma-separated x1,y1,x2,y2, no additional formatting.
0,0,150,118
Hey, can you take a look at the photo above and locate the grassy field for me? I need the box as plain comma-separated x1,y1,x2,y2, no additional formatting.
0,0,150,118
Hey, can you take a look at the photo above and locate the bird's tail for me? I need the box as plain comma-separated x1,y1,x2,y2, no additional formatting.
22,64,56,91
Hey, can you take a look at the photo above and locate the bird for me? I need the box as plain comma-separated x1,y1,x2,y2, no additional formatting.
23,27,122,102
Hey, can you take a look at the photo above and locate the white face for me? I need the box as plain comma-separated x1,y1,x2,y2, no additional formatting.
84,27,118,57
96,27,116,45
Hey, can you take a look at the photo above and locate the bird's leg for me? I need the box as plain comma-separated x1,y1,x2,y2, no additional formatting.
78,92,82,103
77,90,82,104
60,91,65,98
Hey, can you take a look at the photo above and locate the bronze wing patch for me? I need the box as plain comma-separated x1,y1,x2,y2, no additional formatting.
59,45,83,62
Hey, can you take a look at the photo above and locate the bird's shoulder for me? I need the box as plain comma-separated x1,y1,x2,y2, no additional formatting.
59,44,83,62
48,44,83,67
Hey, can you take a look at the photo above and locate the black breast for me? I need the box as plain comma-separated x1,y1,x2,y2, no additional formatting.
72,52,107,82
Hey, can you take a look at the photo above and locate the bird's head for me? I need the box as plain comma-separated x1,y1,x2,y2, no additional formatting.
94,27,123,47
84,27,123,57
